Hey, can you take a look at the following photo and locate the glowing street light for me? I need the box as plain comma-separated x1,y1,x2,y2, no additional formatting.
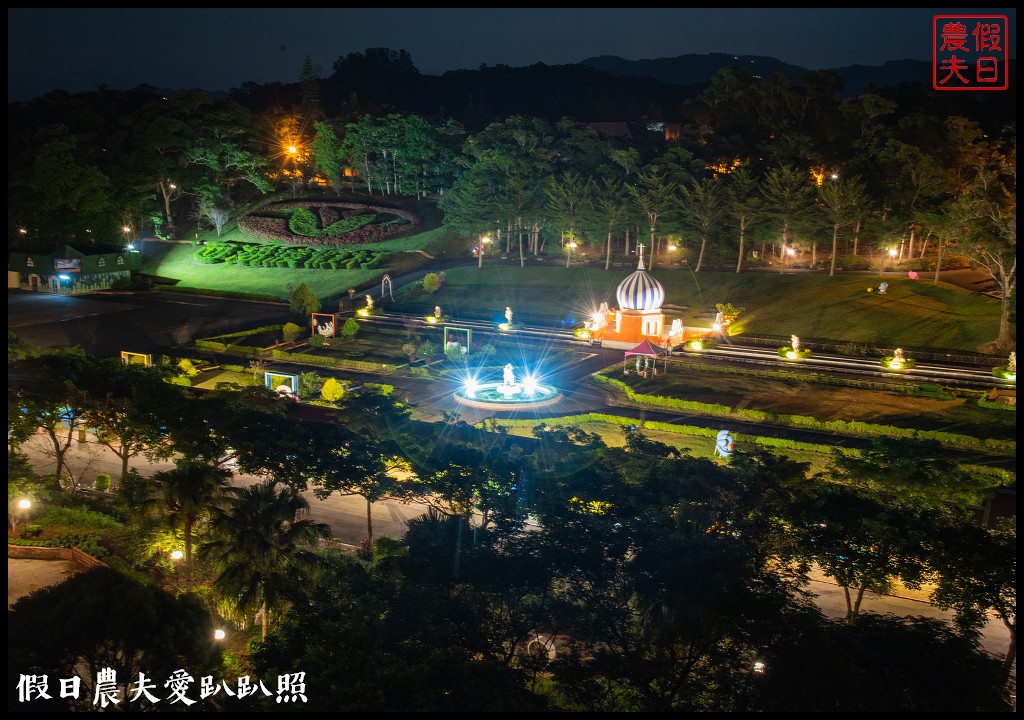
780,245,795,275
170,550,184,561
565,238,578,268
478,235,491,269
888,248,898,272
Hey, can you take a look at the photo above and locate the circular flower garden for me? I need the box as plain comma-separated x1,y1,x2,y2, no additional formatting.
237,201,421,245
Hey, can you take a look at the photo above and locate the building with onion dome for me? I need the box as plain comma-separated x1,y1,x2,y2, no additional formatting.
588,245,669,349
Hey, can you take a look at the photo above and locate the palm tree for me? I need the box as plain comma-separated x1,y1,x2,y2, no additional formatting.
200,479,329,640
149,459,232,570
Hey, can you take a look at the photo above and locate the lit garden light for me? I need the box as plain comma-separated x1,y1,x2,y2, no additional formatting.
478,235,491,269
213,629,226,641
18,499,31,510
170,550,184,560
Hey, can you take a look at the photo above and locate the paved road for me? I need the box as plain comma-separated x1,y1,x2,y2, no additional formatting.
8,290,292,358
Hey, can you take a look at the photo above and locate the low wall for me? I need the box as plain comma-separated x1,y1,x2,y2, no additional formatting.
8,544,107,570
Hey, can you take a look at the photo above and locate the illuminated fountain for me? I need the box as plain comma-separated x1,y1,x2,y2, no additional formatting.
453,363,562,410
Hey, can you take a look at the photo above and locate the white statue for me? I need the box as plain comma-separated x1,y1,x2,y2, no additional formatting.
893,348,905,363
503,363,515,387
1008,352,1016,373
505,306,513,324
434,305,442,319
365,294,374,309
791,335,800,352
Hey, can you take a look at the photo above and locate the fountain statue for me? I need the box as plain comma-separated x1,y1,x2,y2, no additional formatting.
434,305,442,319
505,306,513,325
503,363,515,387
791,335,800,352
366,294,374,309
1008,352,1016,373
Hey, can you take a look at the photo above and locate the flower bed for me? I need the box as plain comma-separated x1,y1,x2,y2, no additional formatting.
237,201,420,245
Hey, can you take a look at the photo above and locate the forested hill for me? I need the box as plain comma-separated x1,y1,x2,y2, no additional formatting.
224,48,1014,131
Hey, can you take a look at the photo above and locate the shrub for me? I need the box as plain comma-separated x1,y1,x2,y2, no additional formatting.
341,317,360,340
288,207,321,236
321,377,345,403
418,340,438,358
282,322,303,343
421,273,442,293
94,473,112,492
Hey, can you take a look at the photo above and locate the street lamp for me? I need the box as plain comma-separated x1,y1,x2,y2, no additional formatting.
10,498,32,536
478,236,491,269
565,239,577,269
888,248,898,272
780,245,795,275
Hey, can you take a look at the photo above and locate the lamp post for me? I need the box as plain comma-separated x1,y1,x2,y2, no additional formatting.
477,236,491,269
10,498,31,536
780,246,795,275
888,248,898,273
565,240,577,269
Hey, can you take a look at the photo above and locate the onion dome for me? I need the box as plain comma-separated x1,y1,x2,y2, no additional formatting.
616,247,664,311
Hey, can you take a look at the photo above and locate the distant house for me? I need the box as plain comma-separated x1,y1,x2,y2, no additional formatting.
8,244,141,294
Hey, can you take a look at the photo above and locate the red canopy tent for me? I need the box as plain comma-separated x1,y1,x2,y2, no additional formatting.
623,339,665,375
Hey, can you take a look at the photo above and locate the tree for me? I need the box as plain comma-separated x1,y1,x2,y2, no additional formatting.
724,167,761,273
7,348,93,487
589,176,629,270
290,282,321,319
816,176,869,277
760,165,816,273
148,459,232,574
931,518,1016,673
545,171,591,268
200,479,330,639
788,481,931,617
679,176,723,272
8,566,221,712
310,120,347,194
626,166,677,271
79,359,180,481
825,436,995,517
200,204,231,236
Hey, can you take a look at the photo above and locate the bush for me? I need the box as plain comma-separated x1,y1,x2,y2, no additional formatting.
321,377,346,403
418,340,438,358
94,473,112,492
282,322,303,343
421,273,442,293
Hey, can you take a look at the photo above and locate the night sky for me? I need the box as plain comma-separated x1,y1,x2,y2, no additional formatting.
7,8,1017,103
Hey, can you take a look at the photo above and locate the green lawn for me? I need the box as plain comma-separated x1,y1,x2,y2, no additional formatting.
141,225,462,302
398,265,1002,354
140,192,1004,355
